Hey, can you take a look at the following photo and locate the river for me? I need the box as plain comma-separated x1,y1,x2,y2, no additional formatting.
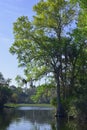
0,106,87,130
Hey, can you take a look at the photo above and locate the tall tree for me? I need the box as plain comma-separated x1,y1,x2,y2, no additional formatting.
10,0,78,116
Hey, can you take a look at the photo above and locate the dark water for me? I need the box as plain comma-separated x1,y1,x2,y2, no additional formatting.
0,107,87,130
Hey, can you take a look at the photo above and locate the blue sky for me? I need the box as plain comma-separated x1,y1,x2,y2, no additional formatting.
0,0,38,85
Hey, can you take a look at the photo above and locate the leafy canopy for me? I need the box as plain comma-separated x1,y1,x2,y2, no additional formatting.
10,0,77,82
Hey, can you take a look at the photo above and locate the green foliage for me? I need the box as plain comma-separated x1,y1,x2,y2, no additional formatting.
0,85,12,106
0,72,12,107
74,97,87,121
11,93,18,103
9,0,87,118
10,0,77,82
50,97,57,107
15,75,24,87
31,84,55,103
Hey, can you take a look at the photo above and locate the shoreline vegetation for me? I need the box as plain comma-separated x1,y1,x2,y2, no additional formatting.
4,103,53,108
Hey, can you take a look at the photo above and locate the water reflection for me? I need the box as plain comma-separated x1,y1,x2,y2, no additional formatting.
0,109,15,130
51,117,60,130
16,107,53,124
0,107,53,130
0,107,87,130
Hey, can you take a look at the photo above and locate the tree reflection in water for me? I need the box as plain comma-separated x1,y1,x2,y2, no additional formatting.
0,107,87,130
0,108,16,130
51,117,61,130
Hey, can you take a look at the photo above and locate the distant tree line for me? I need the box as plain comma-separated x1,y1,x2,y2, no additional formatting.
0,72,54,107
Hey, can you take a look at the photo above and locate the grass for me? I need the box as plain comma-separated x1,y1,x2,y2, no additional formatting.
5,103,53,108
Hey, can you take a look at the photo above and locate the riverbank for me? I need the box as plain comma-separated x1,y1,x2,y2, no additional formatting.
5,103,53,108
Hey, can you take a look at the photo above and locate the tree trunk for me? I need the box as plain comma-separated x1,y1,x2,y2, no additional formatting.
55,70,65,117
56,72,61,117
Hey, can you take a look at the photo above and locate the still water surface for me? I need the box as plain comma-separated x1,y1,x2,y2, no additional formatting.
0,106,87,130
